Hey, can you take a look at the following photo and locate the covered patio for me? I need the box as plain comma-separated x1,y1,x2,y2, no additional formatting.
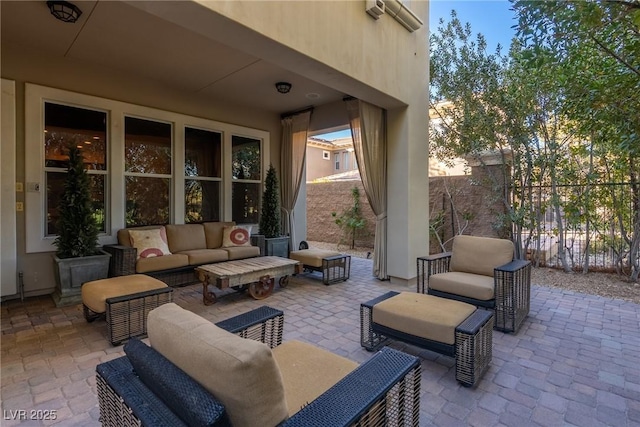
2,257,638,426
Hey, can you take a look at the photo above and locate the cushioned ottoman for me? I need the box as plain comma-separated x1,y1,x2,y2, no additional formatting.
360,291,493,387
82,274,173,345
289,248,351,285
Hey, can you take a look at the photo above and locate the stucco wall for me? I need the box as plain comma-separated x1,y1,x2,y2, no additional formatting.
306,181,376,248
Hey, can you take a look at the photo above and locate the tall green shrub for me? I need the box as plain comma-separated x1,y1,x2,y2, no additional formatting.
259,164,281,238
54,144,100,258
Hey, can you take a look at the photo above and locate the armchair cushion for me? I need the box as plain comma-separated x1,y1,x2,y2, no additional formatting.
123,338,227,427
450,235,514,277
272,340,358,415
428,272,495,301
147,303,288,427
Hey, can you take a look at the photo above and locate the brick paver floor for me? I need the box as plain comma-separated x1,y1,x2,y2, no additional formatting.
1,257,639,426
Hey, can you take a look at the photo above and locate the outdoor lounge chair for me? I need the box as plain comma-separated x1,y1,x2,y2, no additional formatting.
417,235,531,333
96,304,421,427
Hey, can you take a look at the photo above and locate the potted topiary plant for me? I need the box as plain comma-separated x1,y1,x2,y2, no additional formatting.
52,144,111,307
257,164,289,257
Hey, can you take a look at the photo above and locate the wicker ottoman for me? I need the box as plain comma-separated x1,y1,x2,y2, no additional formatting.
289,248,351,285
360,291,493,387
82,275,173,345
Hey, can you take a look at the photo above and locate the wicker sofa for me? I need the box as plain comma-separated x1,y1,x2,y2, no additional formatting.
417,235,532,333
104,222,260,287
96,304,421,427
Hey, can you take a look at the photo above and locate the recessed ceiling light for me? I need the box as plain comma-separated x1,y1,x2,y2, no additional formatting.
306,93,320,100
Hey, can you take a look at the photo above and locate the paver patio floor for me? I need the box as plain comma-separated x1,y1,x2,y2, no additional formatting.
1,257,639,426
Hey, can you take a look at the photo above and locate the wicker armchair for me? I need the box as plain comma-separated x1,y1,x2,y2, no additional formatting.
417,235,531,333
96,305,421,427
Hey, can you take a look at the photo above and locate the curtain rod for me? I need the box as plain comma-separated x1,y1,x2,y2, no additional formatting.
281,106,314,119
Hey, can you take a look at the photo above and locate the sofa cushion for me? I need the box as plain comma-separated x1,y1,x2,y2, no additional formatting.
272,340,358,416
429,271,495,301
222,225,252,247
450,235,514,277
373,292,476,345
124,339,229,427
204,221,235,249
223,245,261,260
147,303,288,427
129,227,172,260
165,224,207,253
289,248,341,268
118,225,162,247
82,274,167,314
177,249,229,265
136,254,189,274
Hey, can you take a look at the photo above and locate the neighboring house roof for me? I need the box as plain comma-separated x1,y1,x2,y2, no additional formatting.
309,169,361,183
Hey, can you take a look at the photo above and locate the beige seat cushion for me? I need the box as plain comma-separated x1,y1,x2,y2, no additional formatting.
224,245,261,260
136,254,189,273
117,225,162,247
81,274,167,314
176,249,229,265
289,249,341,268
373,292,476,345
165,224,207,253
429,272,495,301
204,221,235,249
272,340,358,416
450,235,514,277
147,303,288,427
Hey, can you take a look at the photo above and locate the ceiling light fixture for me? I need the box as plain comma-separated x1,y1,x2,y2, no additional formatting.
47,1,82,23
275,82,292,94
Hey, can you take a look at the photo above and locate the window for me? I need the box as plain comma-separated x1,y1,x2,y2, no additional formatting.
185,127,222,223
124,117,172,226
322,150,330,160
231,136,261,224
343,151,349,170
334,153,340,171
25,83,269,253
44,102,108,236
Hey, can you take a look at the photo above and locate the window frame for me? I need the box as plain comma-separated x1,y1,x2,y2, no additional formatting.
25,83,269,253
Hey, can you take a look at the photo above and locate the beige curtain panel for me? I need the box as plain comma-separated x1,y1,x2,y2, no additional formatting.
345,98,388,280
280,109,312,249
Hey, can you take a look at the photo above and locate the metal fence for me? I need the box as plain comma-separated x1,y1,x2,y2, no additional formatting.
516,182,638,274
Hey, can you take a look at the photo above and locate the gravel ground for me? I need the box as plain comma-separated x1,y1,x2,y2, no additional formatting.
307,241,640,305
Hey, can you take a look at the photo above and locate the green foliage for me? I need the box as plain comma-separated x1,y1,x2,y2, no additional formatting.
430,3,640,278
331,187,367,249
259,164,281,238
54,144,100,258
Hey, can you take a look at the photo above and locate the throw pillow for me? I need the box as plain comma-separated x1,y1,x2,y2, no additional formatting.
221,225,252,247
129,227,172,260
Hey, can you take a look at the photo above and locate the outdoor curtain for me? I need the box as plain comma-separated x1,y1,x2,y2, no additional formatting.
345,98,388,280
280,109,312,249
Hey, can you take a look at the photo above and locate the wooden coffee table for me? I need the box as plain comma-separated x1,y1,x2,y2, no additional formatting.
196,256,303,305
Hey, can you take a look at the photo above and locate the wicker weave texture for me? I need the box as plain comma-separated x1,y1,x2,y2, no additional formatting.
97,374,144,427
106,288,173,345
416,254,451,293
103,245,136,277
494,262,531,333
322,255,351,285
215,306,284,348
455,311,494,387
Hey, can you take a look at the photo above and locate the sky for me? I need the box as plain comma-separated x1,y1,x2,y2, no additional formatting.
429,0,517,53
317,1,517,141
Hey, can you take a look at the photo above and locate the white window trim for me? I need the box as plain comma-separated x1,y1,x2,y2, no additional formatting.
322,150,330,160
25,83,269,253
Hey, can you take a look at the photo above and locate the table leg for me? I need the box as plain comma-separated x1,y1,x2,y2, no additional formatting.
202,280,217,305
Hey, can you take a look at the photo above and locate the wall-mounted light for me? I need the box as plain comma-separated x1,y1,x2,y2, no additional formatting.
275,82,292,94
47,1,82,23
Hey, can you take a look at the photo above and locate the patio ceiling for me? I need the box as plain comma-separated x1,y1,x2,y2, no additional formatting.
0,0,347,114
